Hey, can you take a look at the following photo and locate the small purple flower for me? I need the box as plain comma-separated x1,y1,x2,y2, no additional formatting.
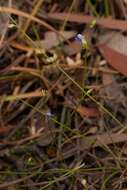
75,34,84,43
44,111,54,123
45,111,54,117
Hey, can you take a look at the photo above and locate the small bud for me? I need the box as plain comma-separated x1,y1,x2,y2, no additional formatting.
90,19,97,28
81,179,87,187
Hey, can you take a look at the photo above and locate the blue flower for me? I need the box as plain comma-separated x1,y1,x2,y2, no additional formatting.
45,111,54,117
44,111,54,123
75,34,89,50
75,34,84,43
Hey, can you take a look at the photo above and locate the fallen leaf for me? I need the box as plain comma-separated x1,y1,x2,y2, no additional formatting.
76,105,101,118
97,43,127,76
31,112,56,147
99,31,127,55
35,31,76,50
62,41,82,56
86,126,98,134
47,12,127,31
0,125,14,134
37,130,55,147
11,31,76,53
100,72,127,109
66,57,75,66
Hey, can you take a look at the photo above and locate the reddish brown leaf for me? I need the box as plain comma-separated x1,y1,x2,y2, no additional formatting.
76,106,101,118
48,12,127,31
46,147,56,157
0,125,14,134
97,43,127,76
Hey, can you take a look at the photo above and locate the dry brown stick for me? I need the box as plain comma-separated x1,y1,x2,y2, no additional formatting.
0,172,37,189
0,6,56,32
61,132,127,160
22,0,44,36
0,0,12,47
0,91,43,102
0,7,71,46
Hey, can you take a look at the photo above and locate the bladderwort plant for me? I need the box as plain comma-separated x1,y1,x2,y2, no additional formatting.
63,33,126,130
1,16,125,167
0,3,126,189
17,28,126,169
6,16,127,131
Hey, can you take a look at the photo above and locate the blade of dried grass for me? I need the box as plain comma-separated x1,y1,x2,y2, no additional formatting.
10,66,50,88
0,7,72,46
10,66,41,78
21,0,44,36
0,0,12,47
0,172,39,189
1,91,43,101
62,132,127,160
